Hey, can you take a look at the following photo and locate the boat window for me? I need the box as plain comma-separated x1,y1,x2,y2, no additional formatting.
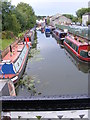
80,50,88,58
65,39,78,53
45,28,50,32
75,45,78,52
13,45,27,73
60,33,67,38
69,41,72,47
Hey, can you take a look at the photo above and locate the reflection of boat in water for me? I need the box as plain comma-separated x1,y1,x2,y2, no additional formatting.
56,40,64,49
64,35,90,63
65,49,90,73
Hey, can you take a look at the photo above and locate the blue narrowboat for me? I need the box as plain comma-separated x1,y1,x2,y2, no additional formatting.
45,27,50,37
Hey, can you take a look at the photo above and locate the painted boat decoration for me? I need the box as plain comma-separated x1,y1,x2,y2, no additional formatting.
64,35,90,62
52,29,67,41
0,42,29,84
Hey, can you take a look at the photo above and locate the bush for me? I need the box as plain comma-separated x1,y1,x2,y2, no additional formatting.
86,21,90,26
2,31,15,39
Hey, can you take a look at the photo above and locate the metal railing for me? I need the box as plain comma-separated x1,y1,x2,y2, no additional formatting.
0,95,90,111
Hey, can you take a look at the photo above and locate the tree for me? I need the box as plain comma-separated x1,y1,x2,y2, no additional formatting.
2,1,21,35
76,8,90,18
63,14,78,23
16,2,36,30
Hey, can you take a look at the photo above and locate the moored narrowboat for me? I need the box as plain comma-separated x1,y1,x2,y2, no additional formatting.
45,27,50,37
24,30,35,47
52,29,67,41
41,27,45,33
0,42,30,84
64,35,90,62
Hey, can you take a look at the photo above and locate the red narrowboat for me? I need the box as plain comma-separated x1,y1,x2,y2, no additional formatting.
64,35,90,62
24,30,35,47
0,42,30,84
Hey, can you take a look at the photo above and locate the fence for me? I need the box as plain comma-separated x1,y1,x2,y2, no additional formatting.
56,24,90,41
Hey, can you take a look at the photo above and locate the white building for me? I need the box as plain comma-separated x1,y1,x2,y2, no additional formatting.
82,13,90,26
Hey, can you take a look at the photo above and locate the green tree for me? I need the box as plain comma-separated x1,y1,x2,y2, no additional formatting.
76,8,90,18
63,14,78,23
16,2,36,30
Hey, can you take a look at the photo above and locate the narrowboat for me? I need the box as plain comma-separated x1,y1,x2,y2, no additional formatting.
52,29,67,41
24,30,35,47
64,35,90,63
48,25,55,34
41,27,45,33
0,42,30,84
45,27,50,37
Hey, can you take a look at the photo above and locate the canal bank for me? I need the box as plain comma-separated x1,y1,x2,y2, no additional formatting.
16,31,89,97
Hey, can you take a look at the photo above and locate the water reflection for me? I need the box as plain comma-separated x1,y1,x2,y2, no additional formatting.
64,49,90,73
16,31,88,97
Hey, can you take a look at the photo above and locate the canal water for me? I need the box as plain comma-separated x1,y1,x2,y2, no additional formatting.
16,31,89,97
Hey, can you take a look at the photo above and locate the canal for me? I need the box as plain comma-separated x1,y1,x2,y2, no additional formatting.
16,31,89,97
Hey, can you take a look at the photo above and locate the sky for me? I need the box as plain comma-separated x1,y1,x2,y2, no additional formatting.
10,0,89,16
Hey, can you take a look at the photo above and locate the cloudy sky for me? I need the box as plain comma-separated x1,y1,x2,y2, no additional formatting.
10,0,89,16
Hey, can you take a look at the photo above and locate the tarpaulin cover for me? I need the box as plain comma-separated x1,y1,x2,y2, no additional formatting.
0,63,15,75
45,28,50,32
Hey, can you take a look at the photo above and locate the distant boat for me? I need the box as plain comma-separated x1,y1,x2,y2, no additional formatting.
45,27,50,37
41,27,45,33
52,29,67,41
64,35,90,63
24,30,35,47
45,27,50,34
0,42,30,84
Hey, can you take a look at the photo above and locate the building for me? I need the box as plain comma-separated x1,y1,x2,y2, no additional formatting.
82,12,90,26
49,13,72,26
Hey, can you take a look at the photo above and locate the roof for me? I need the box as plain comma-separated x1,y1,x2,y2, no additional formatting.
2,43,24,63
66,35,88,46
83,12,90,16
54,29,66,34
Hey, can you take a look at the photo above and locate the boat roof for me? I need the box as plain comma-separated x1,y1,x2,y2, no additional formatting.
66,35,88,46
2,42,24,63
54,29,66,34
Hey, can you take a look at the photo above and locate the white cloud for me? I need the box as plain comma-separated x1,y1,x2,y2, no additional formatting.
8,0,89,15
10,0,89,6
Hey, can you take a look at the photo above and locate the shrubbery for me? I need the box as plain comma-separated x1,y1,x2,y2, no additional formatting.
2,31,15,39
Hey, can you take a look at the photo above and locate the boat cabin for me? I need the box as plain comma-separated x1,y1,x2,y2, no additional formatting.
53,29,67,40
45,27,50,34
64,35,90,62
